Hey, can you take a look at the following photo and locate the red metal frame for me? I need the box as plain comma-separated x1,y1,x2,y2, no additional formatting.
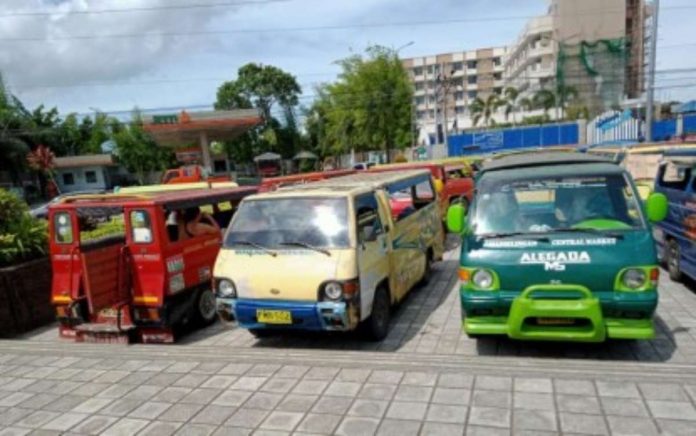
258,169,356,193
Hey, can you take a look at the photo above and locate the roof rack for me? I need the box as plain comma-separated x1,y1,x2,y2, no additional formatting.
480,152,613,173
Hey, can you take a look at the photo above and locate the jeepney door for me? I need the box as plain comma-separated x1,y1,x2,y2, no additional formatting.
355,193,390,321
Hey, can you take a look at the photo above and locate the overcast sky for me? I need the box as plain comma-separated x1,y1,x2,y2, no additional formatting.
1,0,694,117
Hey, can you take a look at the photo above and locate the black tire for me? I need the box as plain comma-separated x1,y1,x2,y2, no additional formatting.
667,239,683,282
194,289,217,326
365,287,390,341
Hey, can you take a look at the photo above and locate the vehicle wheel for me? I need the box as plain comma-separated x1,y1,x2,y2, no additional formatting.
365,287,390,341
667,240,683,282
195,289,217,326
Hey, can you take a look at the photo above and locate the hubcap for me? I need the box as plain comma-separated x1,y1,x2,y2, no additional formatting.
199,291,216,321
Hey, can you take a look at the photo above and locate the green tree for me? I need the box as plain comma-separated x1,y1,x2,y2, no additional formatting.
112,110,174,185
503,87,520,125
307,45,413,162
0,73,32,186
470,94,503,127
532,89,556,118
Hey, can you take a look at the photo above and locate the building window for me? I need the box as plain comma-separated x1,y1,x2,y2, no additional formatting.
413,67,423,76
85,170,97,184
452,62,463,71
493,57,502,67
468,75,477,85
415,82,424,91
455,91,464,101
467,91,477,100
426,65,434,75
62,173,75,185
415,96,425,105
455,106,466,114
494,87,503,95
467,60,477,69
493,72,502,80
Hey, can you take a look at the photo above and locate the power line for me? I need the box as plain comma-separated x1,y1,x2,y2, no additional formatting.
4,6,696,43
0,0,289,18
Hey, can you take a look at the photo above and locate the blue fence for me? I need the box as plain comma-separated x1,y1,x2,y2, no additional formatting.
448,123,579,156
684,115,696,135
651,119,678,142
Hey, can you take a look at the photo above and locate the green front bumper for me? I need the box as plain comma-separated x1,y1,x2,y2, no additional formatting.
462,284,655,342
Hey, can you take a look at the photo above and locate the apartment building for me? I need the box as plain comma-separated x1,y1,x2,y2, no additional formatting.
403,0,648,145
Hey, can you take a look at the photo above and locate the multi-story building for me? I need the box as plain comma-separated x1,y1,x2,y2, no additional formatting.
403,0,649,145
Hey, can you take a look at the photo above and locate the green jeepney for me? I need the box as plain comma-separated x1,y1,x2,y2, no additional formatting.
447,152,668,342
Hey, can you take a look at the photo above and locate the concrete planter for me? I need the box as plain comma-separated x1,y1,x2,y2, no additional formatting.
0,257,54,338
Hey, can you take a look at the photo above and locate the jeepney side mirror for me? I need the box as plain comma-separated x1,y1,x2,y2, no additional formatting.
433,179,444,194
645,192,668,223
447,203,467,234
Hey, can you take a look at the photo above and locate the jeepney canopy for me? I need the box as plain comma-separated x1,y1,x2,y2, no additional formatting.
480,152,613,174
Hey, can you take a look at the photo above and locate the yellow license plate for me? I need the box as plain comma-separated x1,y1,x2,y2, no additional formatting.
537,318,575,326
257,310,292,325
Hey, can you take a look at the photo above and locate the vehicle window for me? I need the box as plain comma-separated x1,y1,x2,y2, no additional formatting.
79,213,125,243
388,188,415,222
225,198,349,249
355,194,383,243
54,212,73,244
659,162,691,191
130,210,153,244
414,180,435,205
474,175,644,235
447,169,462,179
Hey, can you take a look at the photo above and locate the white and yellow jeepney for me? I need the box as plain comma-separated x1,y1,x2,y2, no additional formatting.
213,170,444,340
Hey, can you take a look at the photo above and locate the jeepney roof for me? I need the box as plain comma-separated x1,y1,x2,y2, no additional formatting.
480,152,612,173
480,162,626,183
244,169,432,200
50,186,258,210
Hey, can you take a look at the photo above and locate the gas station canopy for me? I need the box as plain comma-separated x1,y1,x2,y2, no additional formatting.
142,109,262,145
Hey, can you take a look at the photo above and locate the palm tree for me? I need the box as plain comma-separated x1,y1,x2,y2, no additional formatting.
470,94,502,128
556,85,579,119
503,87,520,125
532,89,556,118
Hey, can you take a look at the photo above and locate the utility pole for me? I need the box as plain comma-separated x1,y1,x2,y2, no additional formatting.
645,0,660,143
436,64,456,150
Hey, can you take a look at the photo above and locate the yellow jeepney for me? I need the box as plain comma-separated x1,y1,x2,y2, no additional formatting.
213,170,444,340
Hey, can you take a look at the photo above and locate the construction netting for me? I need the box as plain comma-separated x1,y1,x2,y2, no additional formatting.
556,38,629,116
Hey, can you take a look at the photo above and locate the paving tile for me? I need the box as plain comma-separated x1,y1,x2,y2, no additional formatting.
638,383,689,401
101,417,148,436
14,411,60,429
385,401,427,420
243,392,283,410
180,388,222,405
335,417,380,436
17,393,59,410
512,409,557,432
276,394,317,413
425,404,467,424
123,385,163,401
128,401,170,420
559,412,608,435
553,379,596,396
474,376,512,392
556,394,601,414
230,377,268,391
0,393,34,407
304,367,339,380
152,387,192,403
173,423,217,436
472,390,511,408
218,363,252,376
157,403,204,423
296,413,342,434
259,378,296,394
96,384,134,399
212,390,252,407
376,418,421,436
71,415,119,435
211,427,251,436
99,398,144,417
359,384,397,400
465,426,508,436
514,378,553,393
224,408,269,428
40,412,88,431
347,399,389,418
656,418,696,436
41,395,86,413
138,420,182,436
324,381,362,397
467,406,510,428
367,370,403,384
438,373,474,389
71,398,112,414
190,404,236,425
0,427,31,436
291,380,329,395
513,392,554,411
173,375,210,389
258,411,303,431
402,371,437,387
646,400,696,420
599,397,649,417
336,368,371,383
595,381,640,399
272,365,308,379
421,422,465,436
606,416,659,436
311,395,353,415
432,388,471,405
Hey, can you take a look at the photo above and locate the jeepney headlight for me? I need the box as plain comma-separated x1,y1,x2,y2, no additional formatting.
622,269,647,289
323,282,343,301
472,270,494,290
217,279,237,298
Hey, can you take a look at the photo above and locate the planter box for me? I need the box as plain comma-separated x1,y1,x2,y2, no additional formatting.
0,257,54,338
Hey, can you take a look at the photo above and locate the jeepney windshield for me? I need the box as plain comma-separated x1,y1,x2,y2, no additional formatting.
474,174,644,236
225,197,350,249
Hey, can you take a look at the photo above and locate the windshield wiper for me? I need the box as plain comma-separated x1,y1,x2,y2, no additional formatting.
231,240,277,257
553,227,625,239
279,241,331,257
476,232,550,242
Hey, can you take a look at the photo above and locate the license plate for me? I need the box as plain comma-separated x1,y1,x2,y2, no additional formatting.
537,317,575,326
257,310,292,325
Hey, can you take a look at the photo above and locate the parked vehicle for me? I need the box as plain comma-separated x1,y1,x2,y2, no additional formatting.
161,165,231,184
353,161,376,171
48,186,256,343
30,190,106,219
258,169,355,193
214,170,445,340
447,152,668,342
654,150,696,281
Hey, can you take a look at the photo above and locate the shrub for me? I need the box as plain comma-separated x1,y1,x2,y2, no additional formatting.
0,189,48,267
